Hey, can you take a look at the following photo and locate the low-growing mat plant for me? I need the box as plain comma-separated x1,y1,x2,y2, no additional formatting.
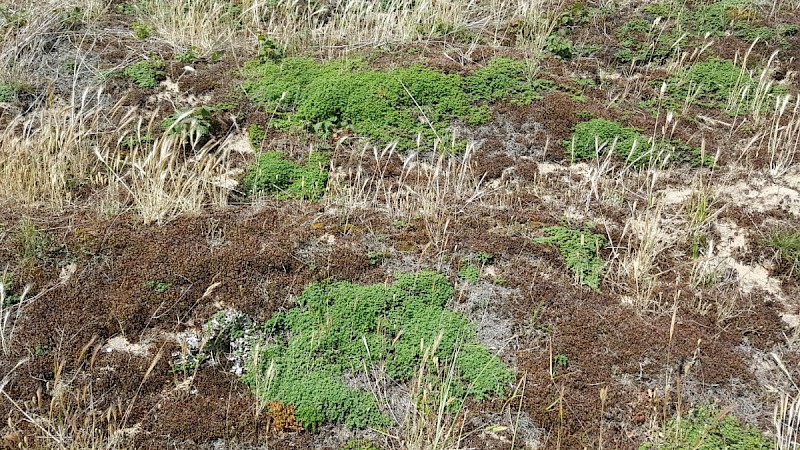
535,224,607,291
640,406,773,449
244,150,330,200
242,56,548,151
240,271,513,431
566,118,707,168
659,57,782,116
123,58,165,88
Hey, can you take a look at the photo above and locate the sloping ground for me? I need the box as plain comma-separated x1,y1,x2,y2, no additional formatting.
1,0,800,449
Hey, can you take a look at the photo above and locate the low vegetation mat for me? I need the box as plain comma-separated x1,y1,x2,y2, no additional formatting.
240,271,513,431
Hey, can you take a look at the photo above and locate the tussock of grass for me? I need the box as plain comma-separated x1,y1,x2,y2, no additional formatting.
766,229,800,276
242,271,513,431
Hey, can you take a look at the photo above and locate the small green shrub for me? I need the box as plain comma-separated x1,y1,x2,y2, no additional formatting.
243,271,513,431
16,219,50,260
123,59,165,88
465,57,549,105
342,439,381,450
57,6,84,31
546,31,574,60
639,407,773,449
766,229,800,276
161,107,214,146
535,224,607,291
615,18,679,64
131,21,153,39
244,151,330,200
175,47,198,63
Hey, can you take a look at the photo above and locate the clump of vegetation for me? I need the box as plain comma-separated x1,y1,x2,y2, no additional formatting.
639,407,773,449
766,229,800,276
57,6,85,31
616,1,798,65
0,3,27,30
131,21,153,39
160,106,222,147
459,264,480,282
661,58,759,114
0,273,21,306
615,17,679,65
566,118,709,168
247,124,266,149
242,271,513,431
465,57,550,104
144,279,171,293
566,118,646,164
242,56,546,151
535,224,607,291
123,58,165,88
244,151,330,200
16,218,50,260
175,46,198,63
0,82,20,102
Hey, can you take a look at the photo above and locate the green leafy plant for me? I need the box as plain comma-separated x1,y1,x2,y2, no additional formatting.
123,59,165,88
766,229,800,276
244,151,330,200
341,439,381,450
171,352,207,376
639,407,773,449
0,3,27,29
57,6,84,31
247,124,266,149
661,58,753,114
367,251,386,266
535,224,607,291
145,279,171,293
131,21,153,39
242,57,547,151
0,273,21,306
0,82,20,103
475,251,493,265
161,107,214,147
16,219,50,260
566,118,648,165
175,47,198,63
459,264,480,282
566,118,709,168
242,271,513,431
465,57,550,105
546,31,574,60
257,33,284,63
